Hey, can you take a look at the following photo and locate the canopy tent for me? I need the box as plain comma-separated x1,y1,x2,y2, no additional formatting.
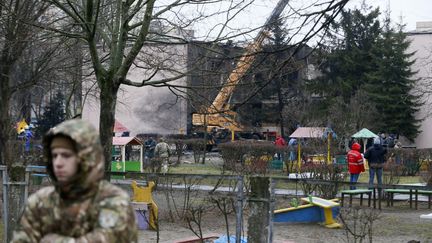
289,127,337,165
290,127,336,139
351,128,378,153
112,136,143,172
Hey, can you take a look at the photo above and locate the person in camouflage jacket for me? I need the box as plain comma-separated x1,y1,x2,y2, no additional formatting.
12,119,138,243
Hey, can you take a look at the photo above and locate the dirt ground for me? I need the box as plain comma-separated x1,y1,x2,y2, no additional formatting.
137,190,432,243
135,154,432,243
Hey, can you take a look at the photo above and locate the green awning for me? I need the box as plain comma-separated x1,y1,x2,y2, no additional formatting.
351,128,378,138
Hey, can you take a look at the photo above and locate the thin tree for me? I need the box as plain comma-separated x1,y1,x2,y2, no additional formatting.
0,0,79,239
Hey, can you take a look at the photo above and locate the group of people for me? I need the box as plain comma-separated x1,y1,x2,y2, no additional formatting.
10,119,392,241
274,135,298,162
347,137,387,190
275,134,389,189
144,136,171,172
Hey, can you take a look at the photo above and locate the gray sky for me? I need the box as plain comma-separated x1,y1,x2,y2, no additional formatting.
348,0,432,31
189,0,432,42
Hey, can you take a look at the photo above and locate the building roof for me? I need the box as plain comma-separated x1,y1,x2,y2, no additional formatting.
406,21,432,35
114,120,129,133
112,136,142,146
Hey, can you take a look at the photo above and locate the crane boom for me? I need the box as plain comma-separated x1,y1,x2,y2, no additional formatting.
209,0,289,113
193,0,289,133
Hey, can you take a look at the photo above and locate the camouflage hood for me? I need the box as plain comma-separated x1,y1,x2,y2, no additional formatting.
43,119,105,199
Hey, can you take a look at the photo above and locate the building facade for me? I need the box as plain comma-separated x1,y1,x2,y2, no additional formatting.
82,39,315,137
408,22,432,148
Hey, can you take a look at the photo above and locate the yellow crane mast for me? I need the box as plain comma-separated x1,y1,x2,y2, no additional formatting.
192,0,289,137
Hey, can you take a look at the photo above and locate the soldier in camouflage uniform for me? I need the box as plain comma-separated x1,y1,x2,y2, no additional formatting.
12,119,138,243
154,137,171,173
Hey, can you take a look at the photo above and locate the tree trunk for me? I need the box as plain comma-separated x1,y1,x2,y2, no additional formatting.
247,177,270,243
1,52,27,242
99,80,119,180
276,75,285,137
0,69,12,166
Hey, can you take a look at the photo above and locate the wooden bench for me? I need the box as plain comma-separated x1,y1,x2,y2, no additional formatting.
384,189,432,209
340,189,373,207
301,196,342,228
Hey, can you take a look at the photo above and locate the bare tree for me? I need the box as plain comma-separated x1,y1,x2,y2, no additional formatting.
0,0,49,165
38,0,351,175
0,0,86,239
0,0,350,240
339,206,381,243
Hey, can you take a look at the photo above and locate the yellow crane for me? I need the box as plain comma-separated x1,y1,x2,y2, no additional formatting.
192,0,289,140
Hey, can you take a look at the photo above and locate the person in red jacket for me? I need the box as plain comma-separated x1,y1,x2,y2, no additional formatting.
347,142,365,190
274,135,287,160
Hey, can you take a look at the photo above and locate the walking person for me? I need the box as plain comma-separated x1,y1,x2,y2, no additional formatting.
274,135,287,160
364,137,387,188
144,136,156,169
155,137,171,173
12,119,137,243
347,142,365,190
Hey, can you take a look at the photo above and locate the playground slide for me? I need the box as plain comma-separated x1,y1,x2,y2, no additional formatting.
274,198,341,228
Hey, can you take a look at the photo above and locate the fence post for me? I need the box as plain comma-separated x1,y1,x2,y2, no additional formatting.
267,178,275,243
24,169,30,202
248,176,270,242
236,175,244,243
1,166,8,243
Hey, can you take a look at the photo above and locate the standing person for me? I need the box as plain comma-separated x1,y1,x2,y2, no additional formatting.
274,135,287,160
347,142,365,190
12,119,137,243
288,138,298,162
144,136,156,169
364,137,387,188
24,125,33,152
379,132,387,147
155,137,171,173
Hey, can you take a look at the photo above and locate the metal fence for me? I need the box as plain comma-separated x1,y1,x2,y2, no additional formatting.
2,167,432,243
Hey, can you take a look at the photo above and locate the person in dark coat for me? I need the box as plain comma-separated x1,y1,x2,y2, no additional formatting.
364,137,387,187
144,137,156,168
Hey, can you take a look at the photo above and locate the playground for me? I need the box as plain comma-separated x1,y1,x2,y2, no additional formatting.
112,156,432,242
2,152,432,242
5,123,432,242
137,189,432,243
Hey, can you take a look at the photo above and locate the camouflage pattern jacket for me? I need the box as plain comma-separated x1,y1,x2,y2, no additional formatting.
155,141,170,158
12,119,138,243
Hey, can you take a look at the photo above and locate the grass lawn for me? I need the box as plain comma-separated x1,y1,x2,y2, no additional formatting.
162,162,426,191
168,163,223,175
357,171,423,184
170,163,424,183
